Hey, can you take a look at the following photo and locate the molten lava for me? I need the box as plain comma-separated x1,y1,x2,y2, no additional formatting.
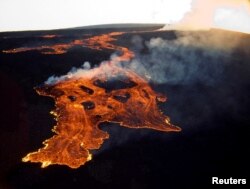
2,32,127,55
20,31,181,168
41,34,59,39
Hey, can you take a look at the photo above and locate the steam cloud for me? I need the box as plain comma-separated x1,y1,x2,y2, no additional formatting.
162,0,250,33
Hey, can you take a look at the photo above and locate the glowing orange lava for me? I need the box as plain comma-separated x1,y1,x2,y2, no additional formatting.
21,32,181,168
2,32,126,55
41,34,60,39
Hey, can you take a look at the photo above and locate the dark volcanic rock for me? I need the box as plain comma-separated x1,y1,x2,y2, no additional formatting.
0,25,249,189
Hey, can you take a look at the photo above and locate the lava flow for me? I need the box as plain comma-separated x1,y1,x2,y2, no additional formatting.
21,32,181,168
41,34,60,39
2,32,128,55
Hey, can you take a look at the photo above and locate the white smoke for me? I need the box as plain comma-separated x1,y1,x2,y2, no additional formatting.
162,0,250,34
45,61,92,85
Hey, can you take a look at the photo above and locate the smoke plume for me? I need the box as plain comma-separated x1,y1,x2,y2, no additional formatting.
162,0,250,34
125,30,244,86
45,29,245,87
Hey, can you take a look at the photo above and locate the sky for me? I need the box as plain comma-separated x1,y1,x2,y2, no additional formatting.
0,0,250,33
0,0,192,31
